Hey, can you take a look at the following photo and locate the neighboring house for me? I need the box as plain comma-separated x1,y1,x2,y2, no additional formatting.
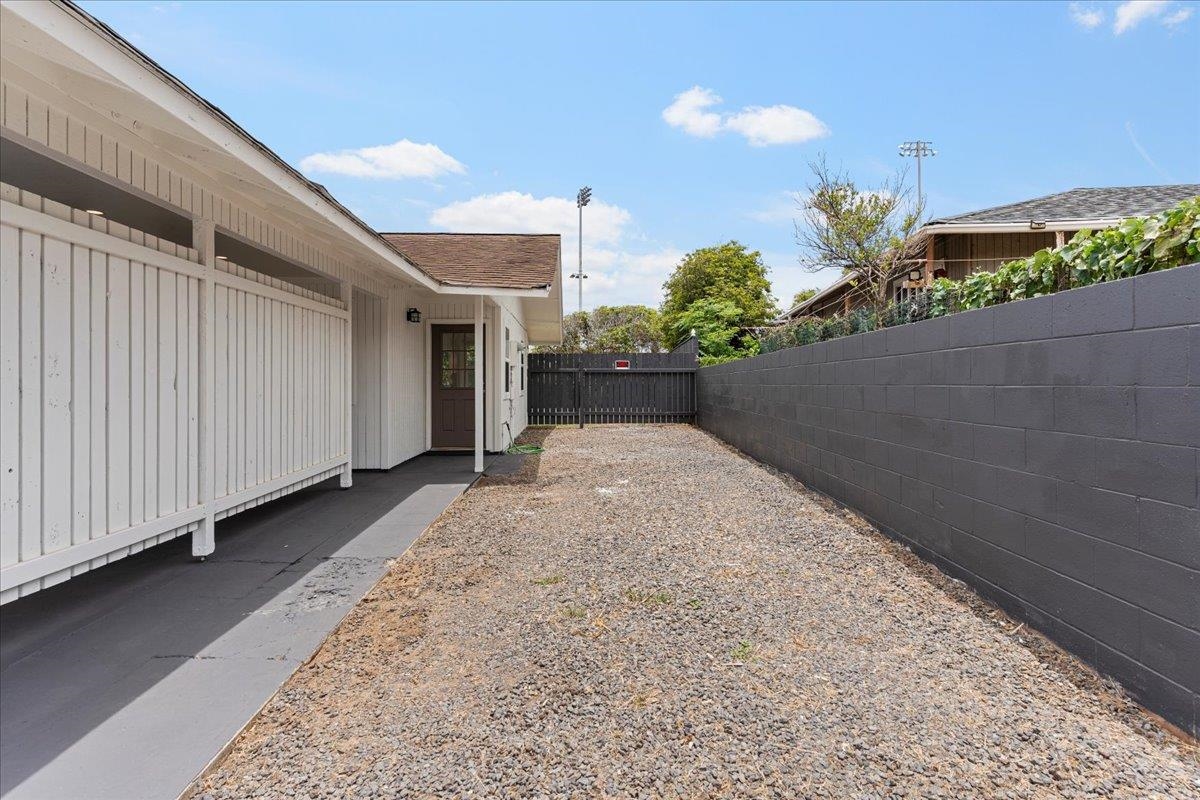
0,1,562,602
778,184,1200,321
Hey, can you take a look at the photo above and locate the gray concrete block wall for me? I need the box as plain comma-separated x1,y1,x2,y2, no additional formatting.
697,264,1200,736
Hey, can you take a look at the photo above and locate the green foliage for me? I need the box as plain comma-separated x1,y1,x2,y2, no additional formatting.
660,242,777,343
790,288,818,308
758,197,1199,356
542,305,665,353
670,298,759,365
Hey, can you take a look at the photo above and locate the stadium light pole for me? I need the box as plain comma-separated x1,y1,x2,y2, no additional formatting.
570,186,591,313
898,141,936,207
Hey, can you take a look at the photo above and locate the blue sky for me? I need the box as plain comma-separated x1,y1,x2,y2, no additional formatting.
83,1,1199,310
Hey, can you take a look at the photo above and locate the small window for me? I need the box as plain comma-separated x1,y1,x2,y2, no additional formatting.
504,327,511,394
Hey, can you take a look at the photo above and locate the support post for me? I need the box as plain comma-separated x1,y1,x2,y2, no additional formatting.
340,279,353,488
192,218,217,558
1055,230,1066,248
923,235,936,285
474,295,485,473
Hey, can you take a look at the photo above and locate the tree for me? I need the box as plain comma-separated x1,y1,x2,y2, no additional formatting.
795,156,924,313
540,305,665,353
660,242,777,344
668,298,758,365
790,288,818,308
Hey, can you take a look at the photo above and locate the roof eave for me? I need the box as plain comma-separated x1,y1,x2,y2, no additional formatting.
921,218,1126,235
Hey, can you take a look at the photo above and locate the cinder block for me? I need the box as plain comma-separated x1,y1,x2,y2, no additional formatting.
949,386,995,424
842,333,864,361
911,316,950,352
995,386,1055,430
1140,612,1200,692
973,424,1026,469
995,467,1058,522
994,294,1053,344
1136,388,1200,447
1095,438,1196,507
915,385,950,419
862,329,888,358
954,459,1000,505
888,443,919,476
933,486,974,530
1052,278,1134,337
1093,542,1199,629
1056,483,1139,547
885,385,916,415
1025,517,1095,583
1026,430,1097,484
886,323,916,355
1053,387,1136,438
917,450,956,490
930,348,973,385
949,307,994,348
1030,569,1141,657
930,420,975,459
1138,499,1200,569
897,353,932,385
908,510,952,553
1089,328,1190,386
973,499,1025,553
1134,263,1200,329
970,345,1007,386
902,475,934,515
875,467,903,502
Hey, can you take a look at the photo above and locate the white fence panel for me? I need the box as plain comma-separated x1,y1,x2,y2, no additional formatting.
0,201,350,602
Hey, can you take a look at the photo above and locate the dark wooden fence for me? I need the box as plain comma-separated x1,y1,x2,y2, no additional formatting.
529,345,697,425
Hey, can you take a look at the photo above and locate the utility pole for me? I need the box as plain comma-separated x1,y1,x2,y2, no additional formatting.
570,186,591,313
898,141,936,207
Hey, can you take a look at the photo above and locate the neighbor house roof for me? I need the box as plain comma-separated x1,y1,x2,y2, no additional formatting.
381,233,561,291
928,185,1199,226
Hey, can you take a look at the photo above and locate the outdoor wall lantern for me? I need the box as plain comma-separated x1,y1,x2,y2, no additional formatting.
1029,220,1047,230
908,270,922,281
406,308,421,323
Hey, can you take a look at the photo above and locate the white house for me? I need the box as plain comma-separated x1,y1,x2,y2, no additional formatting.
0,0,563,603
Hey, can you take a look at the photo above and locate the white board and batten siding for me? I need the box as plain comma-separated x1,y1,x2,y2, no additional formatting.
0,194,351,602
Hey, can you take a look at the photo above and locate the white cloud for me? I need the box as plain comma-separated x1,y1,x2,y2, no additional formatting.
661,86,724,138
662,86,830,147
1163,5,1195,24
429,192,681,308
724,105,831,147
300,139,466,180
745,192,801,226
1113,0,1191,32
1069,2,1105,28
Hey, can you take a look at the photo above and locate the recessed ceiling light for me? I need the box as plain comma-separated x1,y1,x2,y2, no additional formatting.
85,209,104,216
216,255,228,260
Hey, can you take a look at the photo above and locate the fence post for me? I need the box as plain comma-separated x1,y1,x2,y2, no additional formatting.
191,218,216,559
576,367,584,428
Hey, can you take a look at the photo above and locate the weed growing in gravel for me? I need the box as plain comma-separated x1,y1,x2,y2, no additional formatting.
625,588,672,606
731,640,757,662
561,605,587,619
686,598,703,610
532,575,564,586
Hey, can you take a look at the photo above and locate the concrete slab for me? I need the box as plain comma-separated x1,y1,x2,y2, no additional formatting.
0,455,482,800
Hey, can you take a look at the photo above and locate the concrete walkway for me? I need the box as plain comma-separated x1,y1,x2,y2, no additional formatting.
0,455,483,800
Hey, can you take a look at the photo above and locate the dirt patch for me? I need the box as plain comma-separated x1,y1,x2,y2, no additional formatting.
192,425,1198,800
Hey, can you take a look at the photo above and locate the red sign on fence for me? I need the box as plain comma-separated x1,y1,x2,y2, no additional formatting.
614,359,630,370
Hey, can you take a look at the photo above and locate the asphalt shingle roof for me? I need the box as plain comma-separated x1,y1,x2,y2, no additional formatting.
930,185,1199,225
380,233,560,290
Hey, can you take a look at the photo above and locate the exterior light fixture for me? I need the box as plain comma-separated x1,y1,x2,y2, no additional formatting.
406,308,421,323
215,255,228,261
1029,220,1047,230
908,270,922,281
85,209,104,216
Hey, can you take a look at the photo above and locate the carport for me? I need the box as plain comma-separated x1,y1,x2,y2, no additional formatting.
0,455,486,800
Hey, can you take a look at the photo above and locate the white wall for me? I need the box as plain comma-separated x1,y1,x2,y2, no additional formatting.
1,188,350,602
352,288,385,469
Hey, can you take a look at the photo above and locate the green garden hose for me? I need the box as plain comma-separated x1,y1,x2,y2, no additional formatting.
505,443,545,455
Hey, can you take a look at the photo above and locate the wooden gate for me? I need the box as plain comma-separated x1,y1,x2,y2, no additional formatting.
528,346,696,425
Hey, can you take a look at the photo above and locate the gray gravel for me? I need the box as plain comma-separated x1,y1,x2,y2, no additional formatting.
192,425,1199,799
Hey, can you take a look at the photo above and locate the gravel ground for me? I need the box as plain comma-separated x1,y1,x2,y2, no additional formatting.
192,425,1198,800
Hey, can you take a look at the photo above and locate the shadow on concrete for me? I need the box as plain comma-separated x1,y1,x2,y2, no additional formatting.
0,455,480,800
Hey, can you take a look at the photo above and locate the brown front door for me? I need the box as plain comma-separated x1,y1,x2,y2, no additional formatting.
431,325,482,449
